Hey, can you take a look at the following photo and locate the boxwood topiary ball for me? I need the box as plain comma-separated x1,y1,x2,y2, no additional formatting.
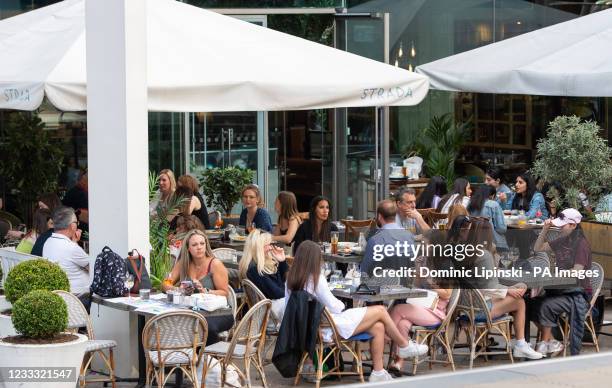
12,290,68,338
4,259,70,304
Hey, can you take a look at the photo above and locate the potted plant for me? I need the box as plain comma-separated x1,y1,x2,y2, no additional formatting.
531,116,612,212
148,172,188,289
0,259,70,337
531,115,612,278
198,167,254,216
0,290,88,388
402,113,471,186
0,112,63,224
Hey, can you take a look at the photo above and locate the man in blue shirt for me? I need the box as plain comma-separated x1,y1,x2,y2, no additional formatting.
361,200,416,286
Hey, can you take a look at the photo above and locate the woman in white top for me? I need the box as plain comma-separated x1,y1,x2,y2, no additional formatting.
285,240,423,382
437,177,472,214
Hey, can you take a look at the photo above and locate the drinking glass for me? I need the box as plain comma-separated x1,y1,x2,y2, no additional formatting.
124,273,134,300
330,270,342,287
500,252,512,269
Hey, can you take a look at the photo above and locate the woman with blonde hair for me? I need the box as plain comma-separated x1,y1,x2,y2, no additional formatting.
239,184,273,232
239,229,288,320
272,191,302,245
149,168,177,216
163,229,233,344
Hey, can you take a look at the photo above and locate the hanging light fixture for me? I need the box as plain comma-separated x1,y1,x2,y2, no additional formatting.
408,63,413,72
398,41,403,58
394,58,399,67
410,41,416,58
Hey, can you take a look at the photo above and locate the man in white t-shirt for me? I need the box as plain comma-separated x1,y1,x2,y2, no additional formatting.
43,206,90,308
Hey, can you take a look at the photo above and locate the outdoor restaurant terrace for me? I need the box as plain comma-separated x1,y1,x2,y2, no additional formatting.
1,0,612,387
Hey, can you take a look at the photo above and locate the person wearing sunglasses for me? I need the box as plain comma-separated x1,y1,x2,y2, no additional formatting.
532,208,592,355
41,206,90,310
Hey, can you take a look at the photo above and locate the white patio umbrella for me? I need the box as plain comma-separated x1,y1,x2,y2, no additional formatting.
416,8,612,97
0,0,429,112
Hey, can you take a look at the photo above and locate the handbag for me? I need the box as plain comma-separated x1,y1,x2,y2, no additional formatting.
126,249,152,293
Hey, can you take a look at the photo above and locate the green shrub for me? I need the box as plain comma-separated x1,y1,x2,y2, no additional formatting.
4,259,70,304
12,290,68,338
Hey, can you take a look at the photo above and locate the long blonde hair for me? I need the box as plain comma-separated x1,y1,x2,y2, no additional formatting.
239,229,278,279
159,169,177,201
178,229,214,280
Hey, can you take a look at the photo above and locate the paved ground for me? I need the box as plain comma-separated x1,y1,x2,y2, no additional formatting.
92,298,612,387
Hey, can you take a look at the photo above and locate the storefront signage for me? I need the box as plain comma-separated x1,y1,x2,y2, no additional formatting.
360,86,413,100
3,88,30,102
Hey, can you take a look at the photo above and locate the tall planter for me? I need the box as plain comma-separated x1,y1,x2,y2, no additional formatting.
0,333,88,388
581,221,612,280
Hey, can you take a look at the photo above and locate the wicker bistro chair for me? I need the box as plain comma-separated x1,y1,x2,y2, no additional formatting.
204,299,272,388
558,262,604,356
142,311,208,388
453,289,514,369
428,211,449,229
340,219,375,242
241,279,280,361
52,290,117,388
213,248,240,285
218,286,239,342
294,308,371,387
409,289,461,375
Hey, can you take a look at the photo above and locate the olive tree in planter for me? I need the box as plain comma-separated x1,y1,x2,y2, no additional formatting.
0,112,63,224
531,115,612,212
0,259,70,337
0,290,88,388
198,167,254,216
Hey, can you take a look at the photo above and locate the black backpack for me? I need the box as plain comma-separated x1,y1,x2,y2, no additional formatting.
90,246,128,297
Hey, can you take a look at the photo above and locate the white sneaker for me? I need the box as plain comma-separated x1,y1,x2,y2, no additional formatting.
536,340,564,354
398,340,429,358
513,343,544,360
369,369,394,382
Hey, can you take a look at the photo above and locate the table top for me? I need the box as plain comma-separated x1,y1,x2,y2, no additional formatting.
332,287,427,303
210,239,246,250
507,223,544,230
91,294,233,317
323,252,363,264
499,276,577,288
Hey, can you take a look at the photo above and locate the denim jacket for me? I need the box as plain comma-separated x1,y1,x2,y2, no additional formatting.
503,192,548,219
470,199,508,250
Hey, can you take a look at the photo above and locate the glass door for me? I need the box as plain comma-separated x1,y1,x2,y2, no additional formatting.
333,13,388,220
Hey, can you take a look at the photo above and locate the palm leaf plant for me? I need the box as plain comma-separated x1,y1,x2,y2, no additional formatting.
148,171,187,289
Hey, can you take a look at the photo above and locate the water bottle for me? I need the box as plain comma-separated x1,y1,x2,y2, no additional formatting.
358,232,367,251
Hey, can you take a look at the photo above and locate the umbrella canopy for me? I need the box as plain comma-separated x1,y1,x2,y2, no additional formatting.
0,0,429,112
416,8,612,97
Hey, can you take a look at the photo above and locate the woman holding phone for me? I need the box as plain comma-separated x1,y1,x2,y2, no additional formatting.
163,229,233,344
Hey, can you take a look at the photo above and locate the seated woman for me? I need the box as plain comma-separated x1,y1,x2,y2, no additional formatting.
388,254,451,373
467,185,508,252
150,169,177,217
271,191,302,247
532,208,592,355
239,229,288,321
500,173,548,219
286,240,426,382
16,208,52,254
292,195,338,255
437,178,472,214
415,175,447,210
485,167,512,208
162,230,233,345
448,216,543,360
239,184,273,233
177,174,211,229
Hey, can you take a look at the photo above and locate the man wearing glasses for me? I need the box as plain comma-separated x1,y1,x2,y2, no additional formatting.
42,206,91,310
395,187,430,234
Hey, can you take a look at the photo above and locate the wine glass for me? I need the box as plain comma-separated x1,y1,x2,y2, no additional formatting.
124,273,134,300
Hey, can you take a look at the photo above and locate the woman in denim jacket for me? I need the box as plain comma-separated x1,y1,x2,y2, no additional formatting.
500,172,548,219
